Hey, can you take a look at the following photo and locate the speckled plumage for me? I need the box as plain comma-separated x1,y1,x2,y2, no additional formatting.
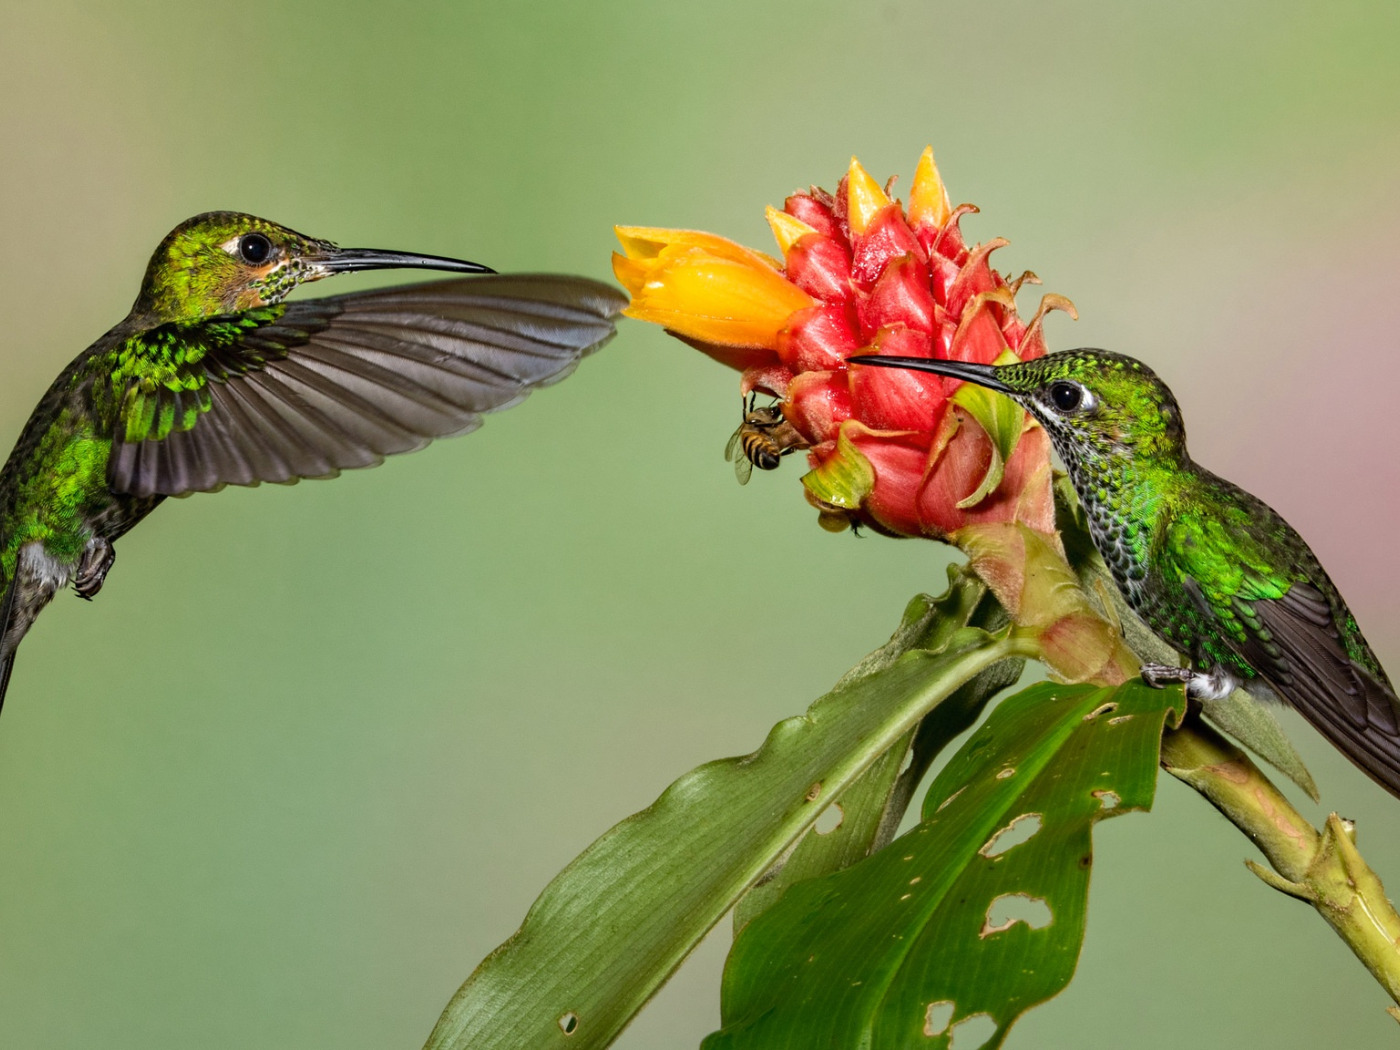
0,212,625,708
853,349,1400,799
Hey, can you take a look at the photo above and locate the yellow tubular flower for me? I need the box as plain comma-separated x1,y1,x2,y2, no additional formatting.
612,227,814,349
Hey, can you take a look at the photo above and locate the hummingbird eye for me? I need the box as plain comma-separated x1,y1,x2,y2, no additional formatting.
1049,381,1089,413
237,233,273,265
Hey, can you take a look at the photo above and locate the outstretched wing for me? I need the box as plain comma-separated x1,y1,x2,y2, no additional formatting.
1165,499,1400,797
103,274,625,497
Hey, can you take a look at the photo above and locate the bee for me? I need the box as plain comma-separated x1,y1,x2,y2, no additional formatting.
724,396,808,484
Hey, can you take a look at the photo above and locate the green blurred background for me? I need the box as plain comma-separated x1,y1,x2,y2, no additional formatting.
2,1,1398,1046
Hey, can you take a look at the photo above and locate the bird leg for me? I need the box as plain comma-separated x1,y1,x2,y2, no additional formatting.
1141,662,1237,701
1141,663,1193,687
74,539,115,601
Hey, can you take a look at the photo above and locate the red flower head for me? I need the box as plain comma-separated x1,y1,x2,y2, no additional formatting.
614,150,1074,543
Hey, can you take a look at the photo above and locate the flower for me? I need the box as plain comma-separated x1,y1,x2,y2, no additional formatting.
612,228,815,371
613,150,1073,542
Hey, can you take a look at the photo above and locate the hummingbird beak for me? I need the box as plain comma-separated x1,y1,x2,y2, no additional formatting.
313,247,497,277
847,354,1014,393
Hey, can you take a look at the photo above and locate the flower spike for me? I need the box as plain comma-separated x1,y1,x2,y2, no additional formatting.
614,150,1070,543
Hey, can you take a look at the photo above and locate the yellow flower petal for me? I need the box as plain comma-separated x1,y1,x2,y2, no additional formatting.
846,157,891,235
621,246,814,348
614,226,778,270
610,251,651,296
908,146,952,229
765,205,818,256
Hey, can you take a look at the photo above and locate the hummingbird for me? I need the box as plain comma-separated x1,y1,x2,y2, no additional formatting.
851,349,1400,799
0,212,625,709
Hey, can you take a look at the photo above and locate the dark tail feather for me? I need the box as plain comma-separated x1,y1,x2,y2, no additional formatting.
0,580,17,715
0,652,12,715
1246,585,1400,799
1287,666,1400,800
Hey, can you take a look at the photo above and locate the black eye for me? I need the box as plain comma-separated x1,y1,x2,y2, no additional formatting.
238,233,272,265
1049,382,1084,412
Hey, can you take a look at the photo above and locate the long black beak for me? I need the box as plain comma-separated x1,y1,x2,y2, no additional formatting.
317,247,496,276
847,354,1014,393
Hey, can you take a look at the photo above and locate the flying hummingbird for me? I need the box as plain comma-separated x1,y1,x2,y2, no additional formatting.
0,212,625,708
851,349,1400,799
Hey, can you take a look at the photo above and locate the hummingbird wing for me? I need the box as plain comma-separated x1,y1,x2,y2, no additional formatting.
103,275,624,497
1164,508,1400,797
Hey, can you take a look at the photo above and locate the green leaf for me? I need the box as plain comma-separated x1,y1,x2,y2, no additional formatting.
425,571,1025,1050
734,592,1024,933
951,350,1025,509
704,679,1182,1050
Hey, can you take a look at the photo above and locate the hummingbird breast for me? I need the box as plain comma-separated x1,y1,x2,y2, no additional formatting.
1082,483,1153,607
1067,451,1206,659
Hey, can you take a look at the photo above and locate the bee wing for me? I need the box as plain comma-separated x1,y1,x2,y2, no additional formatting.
724,425,754,485
733,455,754,486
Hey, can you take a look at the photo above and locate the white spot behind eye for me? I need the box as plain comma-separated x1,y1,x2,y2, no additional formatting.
221,233,280,269
1047,381,1097,416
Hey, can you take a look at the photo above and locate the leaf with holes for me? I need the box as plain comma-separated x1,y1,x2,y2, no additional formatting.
424,569,1030,1050
733,591,1024,934
704,679,1182,1050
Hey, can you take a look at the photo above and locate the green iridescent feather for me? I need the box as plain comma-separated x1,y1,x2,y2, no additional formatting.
91,306,288,442
0,209,624,711
852,347,1400,798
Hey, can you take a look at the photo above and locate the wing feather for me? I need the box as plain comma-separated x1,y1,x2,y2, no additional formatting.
1246,587,1400,795
1166,505,1400,796
107,274,624,496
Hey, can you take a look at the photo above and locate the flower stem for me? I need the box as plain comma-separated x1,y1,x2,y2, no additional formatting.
1159,716,1400,1009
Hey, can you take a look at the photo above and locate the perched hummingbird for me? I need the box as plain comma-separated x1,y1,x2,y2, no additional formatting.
852,349,1400,799
0,212,625,708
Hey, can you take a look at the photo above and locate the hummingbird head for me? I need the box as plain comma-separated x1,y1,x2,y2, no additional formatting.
849,348,1189,474
132,211,494,324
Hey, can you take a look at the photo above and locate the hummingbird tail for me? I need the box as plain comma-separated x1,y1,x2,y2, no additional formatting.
1251,590,1400,799
1286,669,1400,800
0,580,16,715
0,652,12,715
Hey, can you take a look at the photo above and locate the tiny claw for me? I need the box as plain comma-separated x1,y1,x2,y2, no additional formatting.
1141,663,1193,689
74,539,115,601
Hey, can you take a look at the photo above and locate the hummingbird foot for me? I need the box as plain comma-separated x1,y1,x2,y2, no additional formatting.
74,539,115,601
1140,662,1237,701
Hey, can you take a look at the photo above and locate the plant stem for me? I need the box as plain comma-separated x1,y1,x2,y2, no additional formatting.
1159,717,1400,1009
